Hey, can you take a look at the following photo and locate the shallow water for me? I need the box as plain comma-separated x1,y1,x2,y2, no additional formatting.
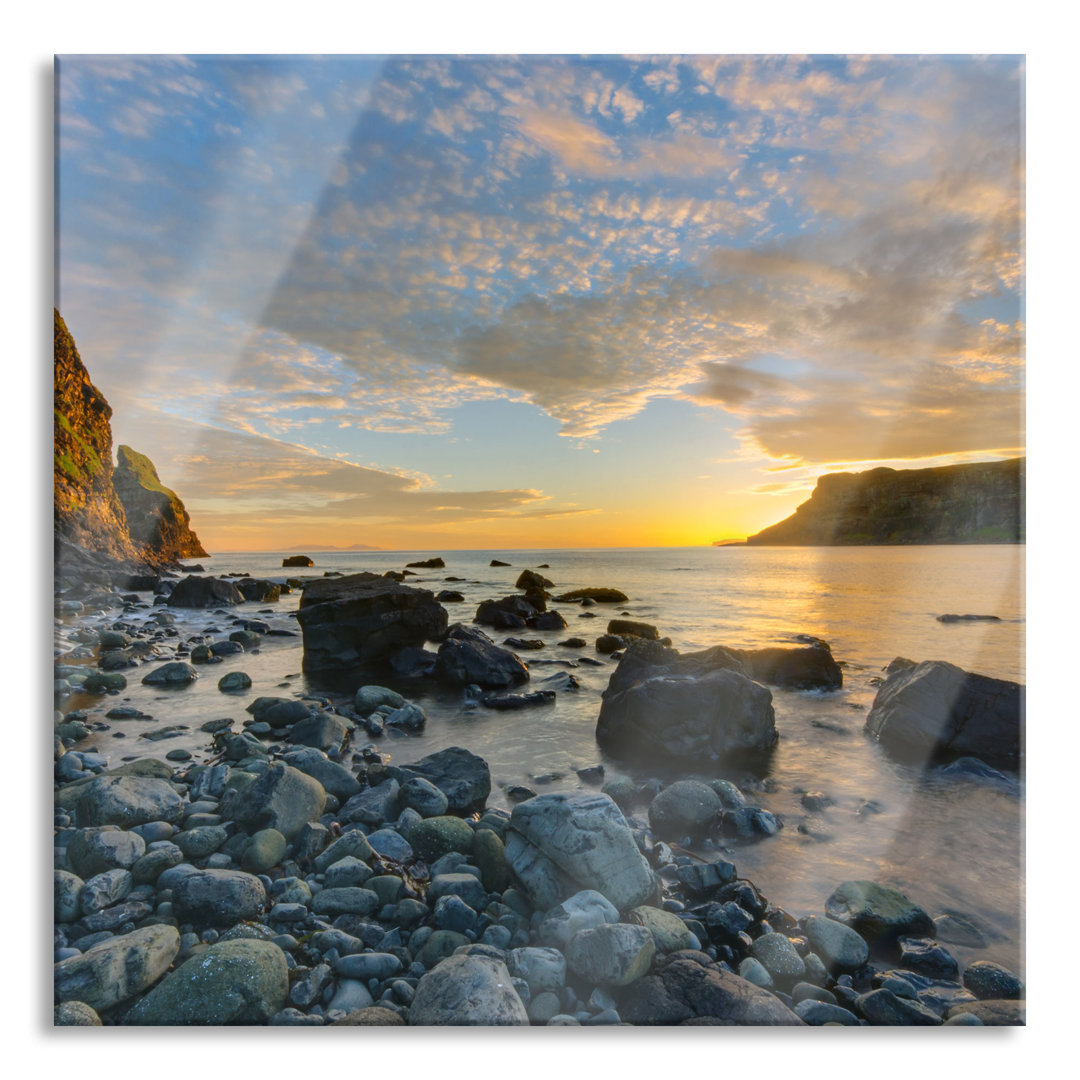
56,544,1025,976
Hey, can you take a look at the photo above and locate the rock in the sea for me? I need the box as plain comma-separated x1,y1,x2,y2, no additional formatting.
434,623,529,688
555,588,629,604
408,954,529,1025
125,939,288,1025
218,671,252,693
620,957,804,1025
504,791,657,911
596,663,776,763
54,925,180,1011
865,659,1024,767
141,661,198,687
406,556,445,568
648,780,722,840
283,555,313,567
963,961,1024,1000
297,572,448,674
167,575,244,608
824,880,935,945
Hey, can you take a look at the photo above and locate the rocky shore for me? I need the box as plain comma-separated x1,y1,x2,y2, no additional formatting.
53,561,1025,1026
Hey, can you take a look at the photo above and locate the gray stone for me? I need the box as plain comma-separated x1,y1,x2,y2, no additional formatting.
324,856,373,889
803,914,870,974
75,775,183,828
505,792,657,911
409,954,529,1025
385,703,426,732
393,746,491,813
67,827,146,877
825,880,935,945
795,999,860,1025
428,872,488,911
54,925,180,1011
963,960,1024,1000
537,890,619,950
126,939,288,1024
218,671,252,693
328,980,375,1014
648,780,722,839
79,868,132,915
175,825,229,859
241,828,287,874
434,623,530,689
339,779,400,827
172,869,267,926
310,887,380,917
280,747,361,801
288,712,350,754
365,828,413,862
738,957,773,988
131,844,184,885
628,905,696,954
749,932,806,981
355,685,406,716
898,937,959,981
54,870,84,922
857,988,943,1025
507,947,566,994
334,952,403,981
566,923,655,987
399,776,449,817
313,830,375,873
220,763,326,841
406,815,476,862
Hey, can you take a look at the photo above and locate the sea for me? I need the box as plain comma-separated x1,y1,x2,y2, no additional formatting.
58,544,1025,976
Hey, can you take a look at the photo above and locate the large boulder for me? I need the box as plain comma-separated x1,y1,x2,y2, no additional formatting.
75,775,184,828
408,954,528,1025
219,763,326,840
864,660,1024,767
505,792,657,911
824,880,935,946
434,623,529,688
167,575,244,608
596,667,776,763
125,939,288,1025
171,869,268,926
620,957,804,1025
53,925,179,1012
297,572,448,675
391,746,492,814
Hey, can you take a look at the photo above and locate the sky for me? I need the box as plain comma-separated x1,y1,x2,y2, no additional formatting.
55,53,1025,551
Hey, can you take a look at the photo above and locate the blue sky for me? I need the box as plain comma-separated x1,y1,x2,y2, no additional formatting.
55,54,1024,549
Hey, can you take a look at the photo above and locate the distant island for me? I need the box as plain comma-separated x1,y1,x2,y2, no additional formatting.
743,458,1024,546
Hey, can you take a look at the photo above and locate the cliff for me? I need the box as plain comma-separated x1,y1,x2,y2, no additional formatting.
746,458,1024,546
54,309,207,576
114,445,209,558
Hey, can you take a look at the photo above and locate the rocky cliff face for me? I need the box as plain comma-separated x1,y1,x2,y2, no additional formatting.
114,445,209,558
54,310,140,561
54,309,207,572
746,458,1024,546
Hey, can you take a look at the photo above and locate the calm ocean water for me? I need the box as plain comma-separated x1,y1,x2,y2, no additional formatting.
61,545,1025,974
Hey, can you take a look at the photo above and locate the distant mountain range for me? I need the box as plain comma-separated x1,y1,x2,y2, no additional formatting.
739,458,1024,546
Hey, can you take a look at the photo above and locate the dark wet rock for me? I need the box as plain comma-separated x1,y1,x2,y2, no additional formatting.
933,911,990,948
865,660,1024,768
897,937,959,981
607,619,660,640
674,859,738,898
288,711,350,754
530,610,567,631
597,660,776,764
648,780,722,840
436,590,464,603
283,555,313,567
795,1000,860,1025
313,830,375,873
81,671,128,693
218,671,252,693
963,960,1024,1000
406,556,445,568
297,573,448,674
141,661,198,687
219,763,326,841
66,827,145,877
409,954,528,1025
490,559,511,567
504,636,546,650
125,939,288,1025
516,569,553,591
620,958,804,1025
555,588,629,603
824,880,935,945
172,869,267,926
434,623,529,688
936,613,1002,623
233,579,281,603
387,645,439,679
280,746,361,801
857,987,942,1025
596,634,627,654
718,806,782,841
392,746,491,813
946,999,1025,1025
167,576,244,608
505,791,657,911
53,925,180,1011
479,690,556,710
339,779,400,827
246,696,316,726
54,869,84,922
475,595,535,629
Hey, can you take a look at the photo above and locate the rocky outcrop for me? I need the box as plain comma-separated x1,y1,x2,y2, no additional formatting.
747,458,1024,545
113,445,207,559
54,309,207,578
297,573,448,676
864,660,1024,767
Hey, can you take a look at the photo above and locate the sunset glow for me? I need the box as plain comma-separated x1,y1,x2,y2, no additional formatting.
55,55,1024,551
